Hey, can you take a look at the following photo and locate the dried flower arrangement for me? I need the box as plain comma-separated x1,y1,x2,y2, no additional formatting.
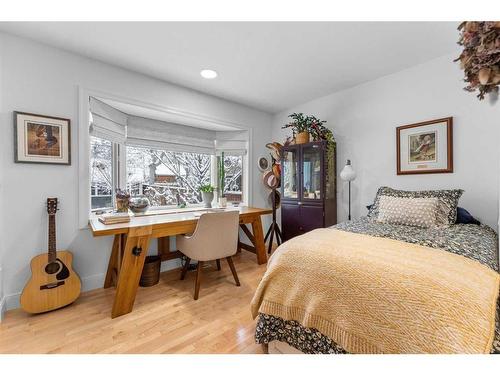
455,21,500,100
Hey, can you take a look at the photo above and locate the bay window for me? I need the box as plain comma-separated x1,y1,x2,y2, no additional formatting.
86,96,248,215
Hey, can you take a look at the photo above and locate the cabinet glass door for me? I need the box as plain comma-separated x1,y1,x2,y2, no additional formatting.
282,148,299,199
302,145,322,200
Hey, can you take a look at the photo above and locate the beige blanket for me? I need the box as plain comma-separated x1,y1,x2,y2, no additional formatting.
251,229,500,353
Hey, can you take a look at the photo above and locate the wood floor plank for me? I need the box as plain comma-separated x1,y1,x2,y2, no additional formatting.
0,251,267,354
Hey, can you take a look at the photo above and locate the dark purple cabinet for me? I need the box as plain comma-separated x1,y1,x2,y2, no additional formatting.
281,141,336,241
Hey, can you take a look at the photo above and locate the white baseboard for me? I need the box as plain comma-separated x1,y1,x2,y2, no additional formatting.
3,258,181,312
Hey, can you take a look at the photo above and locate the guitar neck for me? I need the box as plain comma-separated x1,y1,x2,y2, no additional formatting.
48,214,57,263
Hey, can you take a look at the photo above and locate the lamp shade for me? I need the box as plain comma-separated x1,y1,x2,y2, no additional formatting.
340,160,356,181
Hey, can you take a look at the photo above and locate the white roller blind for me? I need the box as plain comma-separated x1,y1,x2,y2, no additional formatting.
215,130,248,156
127,115,216,154
89,97,127,143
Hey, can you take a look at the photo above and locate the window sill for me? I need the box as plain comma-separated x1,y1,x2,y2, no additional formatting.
88,203,224,221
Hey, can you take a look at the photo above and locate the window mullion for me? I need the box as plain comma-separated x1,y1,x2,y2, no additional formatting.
117,143,127,191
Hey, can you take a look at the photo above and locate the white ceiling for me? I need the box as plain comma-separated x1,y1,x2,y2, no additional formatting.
0,22,460,113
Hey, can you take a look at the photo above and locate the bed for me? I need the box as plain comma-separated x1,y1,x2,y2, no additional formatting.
252,216,500,354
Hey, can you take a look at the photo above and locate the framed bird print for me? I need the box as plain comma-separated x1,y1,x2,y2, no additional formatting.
14,111,71,165
396,117,453,175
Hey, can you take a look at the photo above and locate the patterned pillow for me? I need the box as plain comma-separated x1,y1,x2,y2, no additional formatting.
377,196,439,228
367,186,463,225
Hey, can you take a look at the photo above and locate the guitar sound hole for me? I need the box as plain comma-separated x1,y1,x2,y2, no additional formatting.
45,262,61,274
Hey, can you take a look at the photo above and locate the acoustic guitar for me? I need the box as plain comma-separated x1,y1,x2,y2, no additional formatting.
20,198,81,313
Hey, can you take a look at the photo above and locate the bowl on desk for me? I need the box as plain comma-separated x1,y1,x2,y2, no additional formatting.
129,196,150,214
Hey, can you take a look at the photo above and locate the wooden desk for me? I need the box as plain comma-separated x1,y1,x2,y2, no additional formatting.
89,206,271,318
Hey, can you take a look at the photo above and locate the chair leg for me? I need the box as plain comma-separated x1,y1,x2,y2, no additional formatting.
216,259,221,271
194,261,203,300
226,256,240,287
180,257,191,280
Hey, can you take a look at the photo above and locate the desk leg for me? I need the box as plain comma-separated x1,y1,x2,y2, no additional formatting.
104,234,121,289
111,227,152,318
251,216,267,265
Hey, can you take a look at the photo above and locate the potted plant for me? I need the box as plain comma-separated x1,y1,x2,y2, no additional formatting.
199,184,215,208
282,113,328,144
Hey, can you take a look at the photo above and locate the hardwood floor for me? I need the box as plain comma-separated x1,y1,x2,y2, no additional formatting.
0,251,268,354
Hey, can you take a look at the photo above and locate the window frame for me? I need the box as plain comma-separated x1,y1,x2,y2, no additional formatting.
218,152,246,205
78,87,253,229
89,136,116,212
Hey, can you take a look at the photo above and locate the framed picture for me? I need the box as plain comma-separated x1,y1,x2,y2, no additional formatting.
14,111,71,165
396,117,453,175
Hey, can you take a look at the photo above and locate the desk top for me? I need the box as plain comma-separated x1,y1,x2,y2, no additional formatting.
89,206,272,237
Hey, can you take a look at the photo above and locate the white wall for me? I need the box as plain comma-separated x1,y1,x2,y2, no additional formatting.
0,32,273,310
272,54,500,229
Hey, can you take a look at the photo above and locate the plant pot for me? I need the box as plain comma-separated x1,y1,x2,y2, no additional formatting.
295,131,310,144
201,191,214,208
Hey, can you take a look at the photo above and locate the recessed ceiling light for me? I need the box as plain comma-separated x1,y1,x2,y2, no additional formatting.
200,69,218,79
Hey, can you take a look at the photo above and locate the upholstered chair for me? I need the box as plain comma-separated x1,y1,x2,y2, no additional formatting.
176,210,240,300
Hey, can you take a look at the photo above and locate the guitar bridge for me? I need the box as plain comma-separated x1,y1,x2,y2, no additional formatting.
40,281,65,290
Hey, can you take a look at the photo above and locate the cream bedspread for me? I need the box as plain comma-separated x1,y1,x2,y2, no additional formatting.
251,229,500,354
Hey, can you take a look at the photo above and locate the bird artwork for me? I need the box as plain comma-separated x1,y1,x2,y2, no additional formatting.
28,123,61,157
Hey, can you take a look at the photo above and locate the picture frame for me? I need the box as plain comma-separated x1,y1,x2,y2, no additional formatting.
14,111,71,165
396,117,453,175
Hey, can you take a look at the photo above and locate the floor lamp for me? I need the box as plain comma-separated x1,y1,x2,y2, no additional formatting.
340,160,356,221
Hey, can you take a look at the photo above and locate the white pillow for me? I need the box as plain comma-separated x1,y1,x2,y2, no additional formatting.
376,196,439,228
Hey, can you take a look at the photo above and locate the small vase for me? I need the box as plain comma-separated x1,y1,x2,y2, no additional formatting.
116,197,130,213
201,191,214,208
295,131,310,144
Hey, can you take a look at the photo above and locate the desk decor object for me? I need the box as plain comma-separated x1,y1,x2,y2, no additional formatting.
340,160,356,221
115,189,130,212
396,117,453,175
98,212,131,225
14,111,71,165
129,196,150,214
20,198,81,313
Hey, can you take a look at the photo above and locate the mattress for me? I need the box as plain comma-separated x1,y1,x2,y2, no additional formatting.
255,217,500,354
